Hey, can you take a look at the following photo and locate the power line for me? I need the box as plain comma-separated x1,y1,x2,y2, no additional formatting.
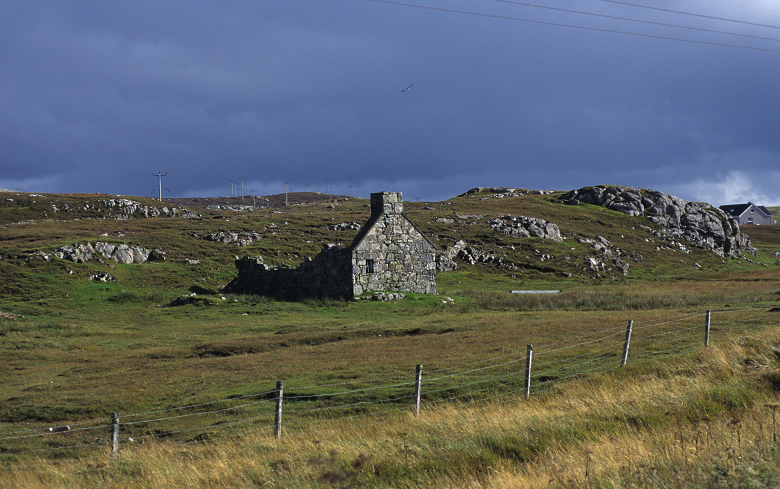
362,0,780,54
283,181,291,206
591,0,780,31
482,0,780,44
152,172,167,202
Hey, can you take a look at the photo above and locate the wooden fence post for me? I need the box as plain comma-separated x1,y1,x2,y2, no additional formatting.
704,310,711,347
621,320,633,367
110,412,119,456
524,345,533,400
413,364,423,418
274,381,284,439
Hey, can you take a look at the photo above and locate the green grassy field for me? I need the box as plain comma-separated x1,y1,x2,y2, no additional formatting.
1,189,779,487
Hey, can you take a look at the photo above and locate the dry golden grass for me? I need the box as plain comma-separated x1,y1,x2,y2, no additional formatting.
5,326,780,488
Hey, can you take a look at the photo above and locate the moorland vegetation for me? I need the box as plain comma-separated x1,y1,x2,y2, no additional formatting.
1,187,779,487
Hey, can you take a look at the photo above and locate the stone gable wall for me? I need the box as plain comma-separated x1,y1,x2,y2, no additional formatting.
351,213,436,296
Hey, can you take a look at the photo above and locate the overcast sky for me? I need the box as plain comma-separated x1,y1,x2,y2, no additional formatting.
2,1,779,205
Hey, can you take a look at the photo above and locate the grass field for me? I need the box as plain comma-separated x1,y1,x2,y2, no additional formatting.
1,189,779,487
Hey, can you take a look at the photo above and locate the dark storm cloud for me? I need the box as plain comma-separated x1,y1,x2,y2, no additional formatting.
1,0,779,204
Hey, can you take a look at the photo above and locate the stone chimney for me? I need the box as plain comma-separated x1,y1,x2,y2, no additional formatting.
371,192,403,216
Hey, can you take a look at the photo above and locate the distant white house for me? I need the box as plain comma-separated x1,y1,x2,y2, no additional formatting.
719,202,773,225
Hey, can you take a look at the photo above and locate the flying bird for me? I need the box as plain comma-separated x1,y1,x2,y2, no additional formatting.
401,84,413,92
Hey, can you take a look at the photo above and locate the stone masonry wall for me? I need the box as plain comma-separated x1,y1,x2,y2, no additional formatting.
351,212,436,296
223,192,436,299
224,246,353,299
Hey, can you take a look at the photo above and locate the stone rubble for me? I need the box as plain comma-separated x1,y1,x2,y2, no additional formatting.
328,221,362,231
365,292,405,302
89,272,116,282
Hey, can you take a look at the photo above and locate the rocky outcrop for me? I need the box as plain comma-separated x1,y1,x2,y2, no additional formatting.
562,186,755,258
48,198,198,219
436,240,467,271
205,204,257,211
454,244,505,267
436,240,563,276
575,236,637,276
54,242,162,264
489,215,563,242
197,231,260,246
460,187,556,200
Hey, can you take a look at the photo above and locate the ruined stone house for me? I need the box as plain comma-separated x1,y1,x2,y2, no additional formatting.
223,192,436,299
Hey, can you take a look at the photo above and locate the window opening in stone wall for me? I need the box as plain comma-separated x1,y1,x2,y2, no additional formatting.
366,259,375,273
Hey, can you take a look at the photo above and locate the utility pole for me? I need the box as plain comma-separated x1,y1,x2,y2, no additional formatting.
348,185,353,197
152,172,167,202
229,180,235,198
325,177,330,195
251,189,257,208
283,181,291,207
305,184,311,193
239,178,245,200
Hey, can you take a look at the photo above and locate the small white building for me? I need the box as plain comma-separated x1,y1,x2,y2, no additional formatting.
719,202,773,225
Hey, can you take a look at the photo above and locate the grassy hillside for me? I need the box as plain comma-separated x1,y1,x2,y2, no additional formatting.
1,188,779,487
765,205,780,224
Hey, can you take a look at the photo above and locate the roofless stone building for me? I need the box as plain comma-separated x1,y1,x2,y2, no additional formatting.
223,192,436,299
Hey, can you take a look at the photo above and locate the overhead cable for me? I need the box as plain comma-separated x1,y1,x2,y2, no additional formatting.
363,0,780,53
484,0,780,43
592,0,780,30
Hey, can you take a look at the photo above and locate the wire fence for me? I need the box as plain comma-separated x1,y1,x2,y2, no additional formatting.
0,306,769,468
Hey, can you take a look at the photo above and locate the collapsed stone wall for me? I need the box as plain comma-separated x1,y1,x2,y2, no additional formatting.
224,246,354,299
